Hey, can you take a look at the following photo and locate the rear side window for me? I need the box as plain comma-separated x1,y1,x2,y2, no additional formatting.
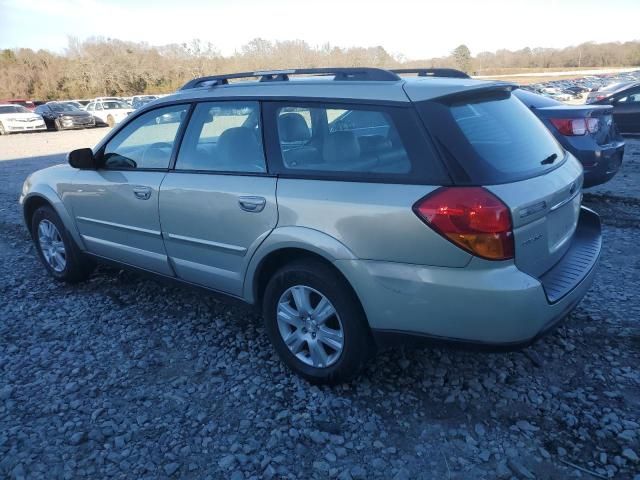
265,102,446,183
175,101,266,173
417,91,565,184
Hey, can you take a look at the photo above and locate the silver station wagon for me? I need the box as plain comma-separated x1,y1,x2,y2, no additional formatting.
20,68,602,383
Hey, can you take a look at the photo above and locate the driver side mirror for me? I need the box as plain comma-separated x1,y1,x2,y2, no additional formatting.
68,148,97,169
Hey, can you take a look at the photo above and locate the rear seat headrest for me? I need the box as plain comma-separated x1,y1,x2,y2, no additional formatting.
278,113,311,142
323,131,360,164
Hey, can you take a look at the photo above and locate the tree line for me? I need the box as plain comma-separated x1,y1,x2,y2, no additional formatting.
1,38,639,100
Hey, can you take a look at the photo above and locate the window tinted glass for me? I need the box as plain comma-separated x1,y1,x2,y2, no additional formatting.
0,105,30,114
418,92,564,184
513,89,562,108
176,101,266,173
275,105,411,175
103,104,188,169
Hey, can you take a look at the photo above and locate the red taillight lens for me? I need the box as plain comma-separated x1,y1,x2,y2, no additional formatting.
550,117,599,136
550,118,587,135
413,187,514,260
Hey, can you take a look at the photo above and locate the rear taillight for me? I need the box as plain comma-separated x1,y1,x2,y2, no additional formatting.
550,117,599,136
413,187,514,261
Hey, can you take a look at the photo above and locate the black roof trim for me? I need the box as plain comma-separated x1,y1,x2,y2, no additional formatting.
180,68,402,90
392,68,471,79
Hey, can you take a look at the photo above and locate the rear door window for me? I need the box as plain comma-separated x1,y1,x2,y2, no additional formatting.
265,102,447,184
417,91,565,184
175,101,266,173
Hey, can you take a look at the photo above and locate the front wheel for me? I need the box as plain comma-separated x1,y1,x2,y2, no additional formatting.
31,206,95,283
262,260,374,384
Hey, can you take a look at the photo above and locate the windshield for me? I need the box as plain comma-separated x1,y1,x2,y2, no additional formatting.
0,105,30,114
417,91,564,184
49,103,81,112
103,101,129,110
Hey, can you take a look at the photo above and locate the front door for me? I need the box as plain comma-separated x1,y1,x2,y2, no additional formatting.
159,101,277,296
70,104,190,275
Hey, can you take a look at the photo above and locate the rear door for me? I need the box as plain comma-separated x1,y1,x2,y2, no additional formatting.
414,87,583,277
159,101,277,296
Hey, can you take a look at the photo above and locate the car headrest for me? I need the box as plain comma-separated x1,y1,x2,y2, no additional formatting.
217,127,264,167
323,131,360,164
278,113,311,142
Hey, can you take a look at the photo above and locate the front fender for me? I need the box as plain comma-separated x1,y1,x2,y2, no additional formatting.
21,185,85,250
242,226,358,303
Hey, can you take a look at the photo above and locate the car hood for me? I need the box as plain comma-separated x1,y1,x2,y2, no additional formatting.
101,108,133,114
57,110,92,117
0,112,43,121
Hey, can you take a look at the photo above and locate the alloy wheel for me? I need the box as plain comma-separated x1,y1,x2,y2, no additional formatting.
37,219,67,272
276,285,344,368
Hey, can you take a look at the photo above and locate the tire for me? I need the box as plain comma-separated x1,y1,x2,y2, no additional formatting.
0,121,6,135
262,259,374,384
31,205,95,283
107,115,115,127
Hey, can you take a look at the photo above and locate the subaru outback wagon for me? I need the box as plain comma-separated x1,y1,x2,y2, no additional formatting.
20,68,602,384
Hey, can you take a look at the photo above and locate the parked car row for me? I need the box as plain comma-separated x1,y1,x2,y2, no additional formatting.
520,70,640,134
0,95,156,134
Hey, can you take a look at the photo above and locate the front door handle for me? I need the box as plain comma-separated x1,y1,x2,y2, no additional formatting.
238,196,266,212
133,186,152,200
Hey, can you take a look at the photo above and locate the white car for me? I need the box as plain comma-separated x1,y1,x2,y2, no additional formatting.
0,104,46,134
85,100,133,127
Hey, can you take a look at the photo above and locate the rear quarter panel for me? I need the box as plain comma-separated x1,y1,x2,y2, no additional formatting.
274,179,473,266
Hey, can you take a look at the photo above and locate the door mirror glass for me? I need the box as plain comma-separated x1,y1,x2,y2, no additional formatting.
68,148,96,169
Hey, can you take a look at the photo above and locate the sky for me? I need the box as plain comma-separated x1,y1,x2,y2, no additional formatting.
0,0,639,60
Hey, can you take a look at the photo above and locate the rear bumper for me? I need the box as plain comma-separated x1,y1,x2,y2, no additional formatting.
572,142,625,188
337,207,601,348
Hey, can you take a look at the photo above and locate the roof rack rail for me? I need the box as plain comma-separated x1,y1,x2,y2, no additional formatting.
179,67,401,90
391,68,471,79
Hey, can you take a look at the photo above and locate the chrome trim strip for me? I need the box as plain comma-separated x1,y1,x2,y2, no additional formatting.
519,201,547,218
76,216,161,236
81,235,168,261
167,233,247,254
550,189,581,212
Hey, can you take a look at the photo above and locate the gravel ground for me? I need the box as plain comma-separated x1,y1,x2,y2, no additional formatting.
1,130,639,480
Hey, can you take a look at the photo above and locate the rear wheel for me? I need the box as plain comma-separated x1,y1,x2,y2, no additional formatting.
31,205,94,283
262,259,374,384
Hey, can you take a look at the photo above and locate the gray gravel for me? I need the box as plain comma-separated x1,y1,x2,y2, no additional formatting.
1,131,639,479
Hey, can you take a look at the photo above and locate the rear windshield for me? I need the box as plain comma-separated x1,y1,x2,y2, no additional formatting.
513,89,562,108
417,91,565,184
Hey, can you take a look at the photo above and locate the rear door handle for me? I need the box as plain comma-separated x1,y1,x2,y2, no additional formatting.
133,186,152,200
238,196,266,212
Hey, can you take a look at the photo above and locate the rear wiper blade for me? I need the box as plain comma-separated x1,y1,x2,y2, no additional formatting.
541,153,558,165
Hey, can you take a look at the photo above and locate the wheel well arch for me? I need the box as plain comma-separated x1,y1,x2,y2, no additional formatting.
23,195,52,230
252,247,361,312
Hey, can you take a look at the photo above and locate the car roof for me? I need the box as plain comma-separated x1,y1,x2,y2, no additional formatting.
162,75,512,105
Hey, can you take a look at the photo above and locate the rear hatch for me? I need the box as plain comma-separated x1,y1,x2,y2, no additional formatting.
412,85,583,277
